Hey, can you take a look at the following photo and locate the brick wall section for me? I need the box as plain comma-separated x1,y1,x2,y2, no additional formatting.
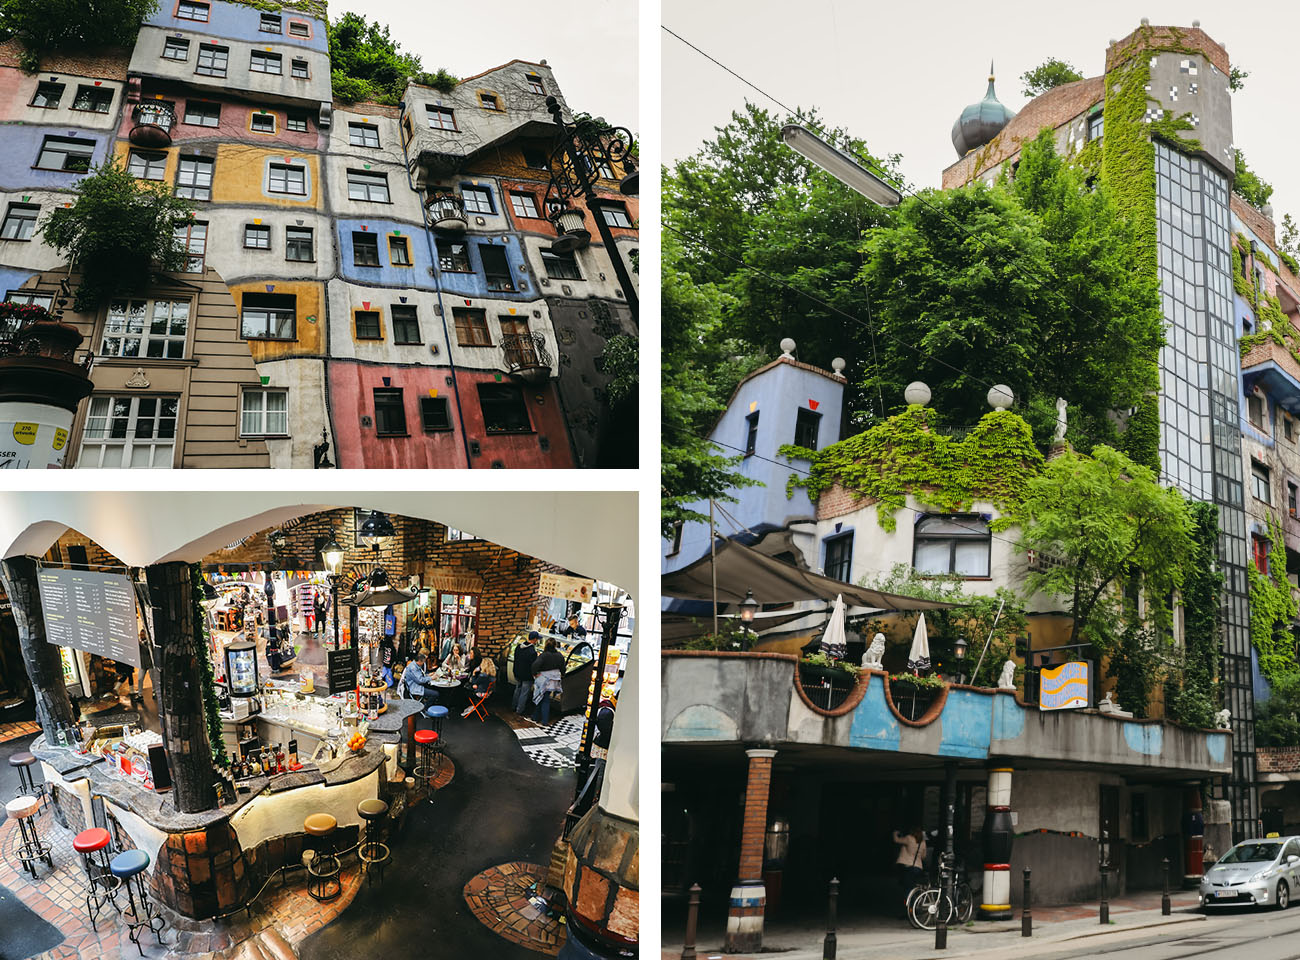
42,529,123,569
0,38,131,78
1241,338,1300,381
1258,747,1300,773
737,750,775,882
1233,193,1279,250
1105,25,1230,75
814,483,871,522
941,77,1103,189
206,508,563,657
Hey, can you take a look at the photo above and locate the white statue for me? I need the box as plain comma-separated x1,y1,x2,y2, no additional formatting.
861,633,886,670
1053,398,1068,444
998,660,1017,690
1099,691,1117,711
1215,708,1231,729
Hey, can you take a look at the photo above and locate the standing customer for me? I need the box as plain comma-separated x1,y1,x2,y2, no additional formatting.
512,632,538,714
530,638,565,725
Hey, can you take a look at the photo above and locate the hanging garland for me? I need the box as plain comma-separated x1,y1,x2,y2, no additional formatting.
190,563,229,770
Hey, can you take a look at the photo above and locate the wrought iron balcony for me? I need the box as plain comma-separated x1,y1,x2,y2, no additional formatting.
426,193,467,232
129,102,176,148
501,333,552,384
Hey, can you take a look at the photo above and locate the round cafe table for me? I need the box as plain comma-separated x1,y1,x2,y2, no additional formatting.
430,675,468,712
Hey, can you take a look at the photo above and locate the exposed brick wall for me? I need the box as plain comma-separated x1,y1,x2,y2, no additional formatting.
1105,24,1230,75
1258,747,1300,773
737,751,774,882
0,39,131,78
814,483,870,521
205,508,563,656
42,530,123,569
1232,193,1278,250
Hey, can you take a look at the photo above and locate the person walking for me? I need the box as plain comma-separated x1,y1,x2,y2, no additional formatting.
512,632,539,714
893,825,928,891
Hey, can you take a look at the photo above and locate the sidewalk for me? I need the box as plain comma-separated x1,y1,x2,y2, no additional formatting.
663,890,1207,960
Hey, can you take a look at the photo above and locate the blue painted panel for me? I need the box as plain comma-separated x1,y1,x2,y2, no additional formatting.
144,1,328,52
1207,733,1226,765
936,688,993,758
0,126,111,193
432,234,534,302
334,218,434,289
848,674,900,751
991,694,1025,742
1122,722,1164,756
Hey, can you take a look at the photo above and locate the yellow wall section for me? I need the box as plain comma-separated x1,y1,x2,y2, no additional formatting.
210,144,322,209
112,142,180,182
227,281,324,360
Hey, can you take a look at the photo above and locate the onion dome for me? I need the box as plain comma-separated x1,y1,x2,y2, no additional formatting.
951,62,1017,157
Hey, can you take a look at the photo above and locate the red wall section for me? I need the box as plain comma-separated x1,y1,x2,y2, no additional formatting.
122,91,322,151
328,362,469,469
453,370,574,469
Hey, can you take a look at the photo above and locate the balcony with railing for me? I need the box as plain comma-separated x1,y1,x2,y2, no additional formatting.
425,193,467,232
129,102,176,148
501,333,552,384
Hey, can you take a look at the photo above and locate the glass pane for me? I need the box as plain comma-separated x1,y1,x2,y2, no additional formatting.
954,540,989,577
917,516,986,536
101,444,123,468
130,444,153,468
914,540,951,575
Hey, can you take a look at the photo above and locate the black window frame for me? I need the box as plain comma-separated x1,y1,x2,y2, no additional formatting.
420,396,451,432
373,388,407,437
176,0,209,21
285,111,309,131
348,122,380,148
354,310,381,340
392,305,421,344
352,232,380,267
794,407,821,449
162,36,190,60
599,202,634,228
290,58,309,79
128,148,167,180
347,169,390,203
744,411,759,456
525,73,545,95
388,235,411,265
72,85,113,114
267,162,306,195
240,292,296,341
824,532,854,583
244,223,271,249
250,50,282,75
479,244,514,291
35,135,95,173
521,143,549,168
461,185,494,214
1253,461,1272,504
183,100,220,126
439,241,471,273
250,111,276,134
30,81,64,108
259,12,281,32
285,226,313,262
541,249,582,280
195,43,228,77
175,155,214,200
912,514,992,578
0,203,39,241
477,382,532,434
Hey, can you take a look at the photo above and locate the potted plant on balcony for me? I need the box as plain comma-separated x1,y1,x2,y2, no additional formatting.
888,672,947,721
798,652,860,710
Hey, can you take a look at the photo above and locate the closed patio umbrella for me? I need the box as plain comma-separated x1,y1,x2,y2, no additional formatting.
907,613,931,673
821,594,847,660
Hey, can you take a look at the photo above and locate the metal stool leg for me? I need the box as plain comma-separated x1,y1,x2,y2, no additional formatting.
121,873,166,954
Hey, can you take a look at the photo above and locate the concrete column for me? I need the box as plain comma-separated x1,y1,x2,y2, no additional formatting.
725,747,777,953
0,557,77,737
980,766,1014,920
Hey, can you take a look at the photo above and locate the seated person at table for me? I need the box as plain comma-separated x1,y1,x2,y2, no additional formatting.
462,654,497,716
441,645,466,677
401,654,439,707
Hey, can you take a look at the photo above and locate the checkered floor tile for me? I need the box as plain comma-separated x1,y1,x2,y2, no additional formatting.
512,714,585,770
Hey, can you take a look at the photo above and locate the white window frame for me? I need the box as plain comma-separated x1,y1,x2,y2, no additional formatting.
100,298,190,359
347,170,390,202
510,192,540,218
240,388,289,437
349,123,380,148
268,163,306,195
78,395,178,468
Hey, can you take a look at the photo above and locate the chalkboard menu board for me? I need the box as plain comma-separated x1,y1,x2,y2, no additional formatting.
327,647,358,694
37,568,140,669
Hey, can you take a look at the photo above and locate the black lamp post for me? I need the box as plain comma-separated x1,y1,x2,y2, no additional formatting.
543,95,639,320
739,589,759,652
576,601,623,786
321,537,344,652
954,635,968,685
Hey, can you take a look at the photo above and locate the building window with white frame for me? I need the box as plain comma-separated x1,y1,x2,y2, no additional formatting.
176,156,214,200
268,163,306,195
78,395,178,468
240,388,288,436
101,298,190,359
913,514,991,577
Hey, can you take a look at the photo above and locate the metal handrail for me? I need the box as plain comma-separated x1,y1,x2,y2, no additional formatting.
500,332,550,373
133,102,175,132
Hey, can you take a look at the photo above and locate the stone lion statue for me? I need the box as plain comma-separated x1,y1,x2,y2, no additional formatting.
998,660,1017,690
1214,708,1231,729
861,633,886,669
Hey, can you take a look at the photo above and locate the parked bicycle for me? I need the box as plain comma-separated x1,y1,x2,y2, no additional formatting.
905,852,974,930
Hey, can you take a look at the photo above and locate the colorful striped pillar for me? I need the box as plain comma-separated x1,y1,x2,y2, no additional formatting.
725,748,777,953
980,766,1014,920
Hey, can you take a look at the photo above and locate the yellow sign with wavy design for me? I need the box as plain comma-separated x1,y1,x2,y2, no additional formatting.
1040,661,1089,710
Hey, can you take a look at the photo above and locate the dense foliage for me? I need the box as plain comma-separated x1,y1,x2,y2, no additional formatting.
1165,502,1224,728
0,0,156,68
1234,149,1275,210
1248,515,1299,686
328,12,457,105
39,158,194,310
1257,672,1300,747
1020,57,1084,97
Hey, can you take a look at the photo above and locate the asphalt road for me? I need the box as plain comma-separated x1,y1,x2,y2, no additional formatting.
1006,907,1300,960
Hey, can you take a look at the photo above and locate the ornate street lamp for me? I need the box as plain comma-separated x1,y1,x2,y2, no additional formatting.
542,96,639,320
320,537,345,652
739,589,759,652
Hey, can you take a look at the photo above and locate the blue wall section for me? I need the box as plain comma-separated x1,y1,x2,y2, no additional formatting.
432,233,534,301
664,358,846,572
334,218,434,289
0,267,42,299
847,674,901,751
144,1,328,52
0,126,111,192
937,689,994,758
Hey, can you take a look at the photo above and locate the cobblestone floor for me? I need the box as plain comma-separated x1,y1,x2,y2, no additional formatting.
0,799,364,960
463,861,566,956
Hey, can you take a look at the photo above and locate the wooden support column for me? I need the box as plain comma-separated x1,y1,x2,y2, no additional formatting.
0,557,77,737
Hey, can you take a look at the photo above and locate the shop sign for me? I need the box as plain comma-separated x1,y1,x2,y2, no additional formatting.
36,567,141,668
539,572,595,602
0,404,74,469
327,646,359,694
1039,661,1089,710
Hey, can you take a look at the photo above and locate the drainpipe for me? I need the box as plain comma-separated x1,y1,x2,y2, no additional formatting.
399,100,473,469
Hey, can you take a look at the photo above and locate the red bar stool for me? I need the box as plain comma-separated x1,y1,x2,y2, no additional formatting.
6,796,52,879
413,729,439,798
73,827,120,929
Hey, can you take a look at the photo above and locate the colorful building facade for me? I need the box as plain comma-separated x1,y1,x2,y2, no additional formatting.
0,0,635,468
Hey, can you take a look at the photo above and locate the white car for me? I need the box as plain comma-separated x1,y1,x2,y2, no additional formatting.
1200,837,1300,909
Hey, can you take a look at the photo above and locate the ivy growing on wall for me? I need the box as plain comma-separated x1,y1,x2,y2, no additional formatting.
1233,233,1300,371
1166,501,1223,727
1248,514,1300,686
778,406,1044,531
190,564,229,770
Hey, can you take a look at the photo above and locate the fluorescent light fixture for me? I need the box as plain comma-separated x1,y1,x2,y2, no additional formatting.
781,124,902,208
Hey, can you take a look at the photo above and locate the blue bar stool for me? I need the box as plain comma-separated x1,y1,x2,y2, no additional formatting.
6,796,52,879
110,848,166,956
425,704,448,771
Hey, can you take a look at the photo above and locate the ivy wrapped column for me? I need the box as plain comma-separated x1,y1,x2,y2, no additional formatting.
0,557,77,737
145,561,217,814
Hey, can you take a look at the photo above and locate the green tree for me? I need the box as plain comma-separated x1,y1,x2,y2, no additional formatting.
857,132,1163,450
1279,213,1300,276
662,234,763,537
1257,671,1300,746
0,0,156,68
1017,445,1193,656
1020,57,1084,97
39,157,194,310
327,12,456,105
1234,148,1274,209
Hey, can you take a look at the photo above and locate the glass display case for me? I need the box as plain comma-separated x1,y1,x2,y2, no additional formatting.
224,640,259,697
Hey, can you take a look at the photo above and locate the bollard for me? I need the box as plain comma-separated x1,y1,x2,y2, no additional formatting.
823,877,839,960
1162,858,1171,916
1099,863,1109,924
681,883,701,960
935,853,951,951
1021,868,1032,937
